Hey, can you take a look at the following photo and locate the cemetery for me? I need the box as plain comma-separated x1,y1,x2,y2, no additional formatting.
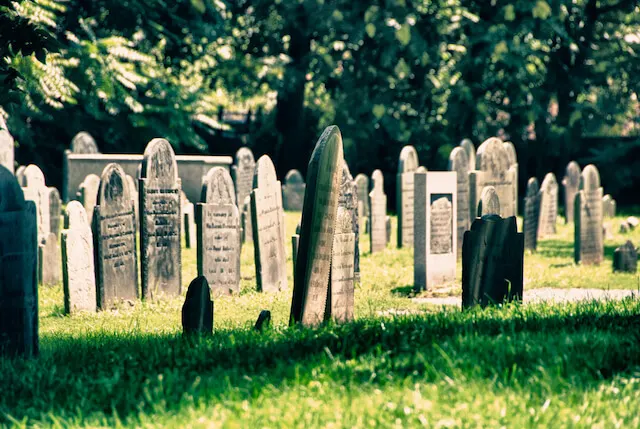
1,1,640,427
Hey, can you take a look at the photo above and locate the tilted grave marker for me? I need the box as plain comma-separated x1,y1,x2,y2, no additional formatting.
523,177,540,251
574,164,604,265
282,169,306,211
537,173,558,238
396,145,419,248
448,147,470,259
231,147,255,209
369,169,387,253
562,161,581,224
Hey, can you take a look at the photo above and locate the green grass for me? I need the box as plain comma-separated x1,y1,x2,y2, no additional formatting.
2,212,640,427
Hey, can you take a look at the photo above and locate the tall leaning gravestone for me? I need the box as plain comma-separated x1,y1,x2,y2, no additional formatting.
251,155,287,292
575,164,604,265
0,165,38,357
290,126,343,327
139,138,182,299
396,145,419,248
93,163,138,309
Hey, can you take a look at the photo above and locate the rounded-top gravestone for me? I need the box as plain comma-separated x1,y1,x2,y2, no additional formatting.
563,161,581,224
448,147,470,257
478,186,500,217
459,139,476,172
71,132,99,154
398,146,419,173
282,169,306,211
204,166,236,204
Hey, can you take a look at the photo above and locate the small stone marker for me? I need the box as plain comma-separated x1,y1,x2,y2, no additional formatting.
254,310,272,331
613,241,637,273
369,169,387,253
537,173,558,238
78,174,101,221
62,201,97,314
0,165,38,357
182,276,213,336
396,146,419,248
414,171,457,291
523,178,540,251
330,207,356,323
250,155,287,292
574,164,604,265
477,186,500,217
602,194,616,218
231,147,255,209
354,174,370,218
48,187,62,237
22,164,50,243
562,161,581,223
338,163,360,281
0,116,15,174
448,147,470,258
461,215,524,309
282,169,306,211
290,126,343,327
38,233,61,286
459,139,476,174
241,195,253,243
139,138,182,299
71,131,100,154
196,167,240,296
94,163,138,309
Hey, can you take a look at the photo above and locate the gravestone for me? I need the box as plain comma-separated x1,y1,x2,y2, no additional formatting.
386,216,392,243
292,234,300,271
126,174,139,221
575,164,604,265
613,241,637,273
461,215,524,309
282,169,306,211
241,195,253,243
469,137,517,218
39,233,61,286
93,163,138,308
369,169,387,253
330,207,355,323
503,141,518,213
0,165,38,357
182,276,213,336
196,167,240,295
254,310,272,331
48,187,62,237
62,201,97,314
22,164,50,243
78,174,101,221
71,132,99,154
448,147,470,258
354,174,370,218
231,147,255,208
602,195,616,218
414,171,457,291
477,186,500,217
338,163,360,281
290,126,343,327
523,178,540,251
396,145,419,248
562,161,581,224
15,165,25,185
250,155,287,292
0,116,14,174
181,192,196,249
537,173,558,238
139,138,182,299
459,139,475,174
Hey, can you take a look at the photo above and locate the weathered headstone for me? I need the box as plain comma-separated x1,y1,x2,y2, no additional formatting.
196,167,240,295
231,147,255,209
537,173,558,238
241,195,253,244
469,137,517,218
282,169,306,211
602,194,616,218
523,178,540,251
0,116,15,174
369,169,387,253
290,126,343,327
48,187,62,237
139,138,182,299
71,132,100,154
354,174,370,218
338,163,360,281
330,207,355,323
448,147,470,258
477,186,500,217
396,146,419,248
78,174,101,221
93,163,138,308
613,241,637,273
22,164,50,243
461,215,524,309
574,164,604,265
62,201,97,314
459,139,475,174
38,233,61,286
182,276,213,336
250,155,287,292
562,161,581,224
414,171,457,291
254,310,272,331
0,165,38,357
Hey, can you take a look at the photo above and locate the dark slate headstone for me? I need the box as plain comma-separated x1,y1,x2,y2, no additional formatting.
477,186,500,217
0,116,15,174
461,215,524,309
562,161,581,224
396,145,419,248
459,139,475,174
330,207,355,323
182,276,213,336
250,155,287,292
254,310,272,331
537,173,558,238
354,174,370,219
0,166,38,357
613,241,637,273
22,164,50,243
48,187,61,237
231,147,255,209
94,163,138,309
62,201,96,314
338,163,360,281
282,169,306,211
196,167,240,296
78,174,100,222
139,138,182,299
71,131,99,154
523,177,540,251
38,233,61,286
369,169,387,253
290,126,343,327
448,147,470,259
575,164,604,265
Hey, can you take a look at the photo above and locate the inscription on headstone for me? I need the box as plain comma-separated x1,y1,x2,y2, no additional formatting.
523,178,540,251
562,161,581,224
369,169,387,253
282,169,306,211
448,147,470,259
231,147,255,209
338,163,360,281
537,173,558,238
396,146,419,248
574,164,604,265
330,207,355,323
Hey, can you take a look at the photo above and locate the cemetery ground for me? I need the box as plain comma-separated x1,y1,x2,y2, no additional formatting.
2,212,640,427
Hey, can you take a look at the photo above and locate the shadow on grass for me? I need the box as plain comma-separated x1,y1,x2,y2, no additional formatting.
391,285,415,297
1,300,640,425
538,238,619,261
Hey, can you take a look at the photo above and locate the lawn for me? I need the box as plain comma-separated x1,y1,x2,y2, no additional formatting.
2,212,640,427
